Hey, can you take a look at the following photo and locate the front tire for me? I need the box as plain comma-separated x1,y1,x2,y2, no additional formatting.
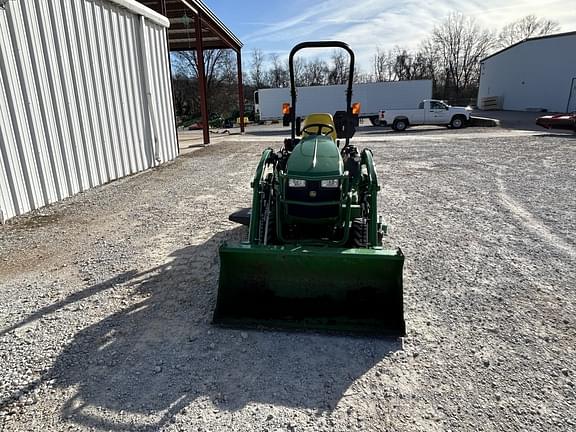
348,218,368,248
259,198,276,245
450,115,466,129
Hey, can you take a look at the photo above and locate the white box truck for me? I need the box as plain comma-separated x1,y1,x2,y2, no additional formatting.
254,80,433,124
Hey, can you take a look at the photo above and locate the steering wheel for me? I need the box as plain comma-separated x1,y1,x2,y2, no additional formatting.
302,123,335,137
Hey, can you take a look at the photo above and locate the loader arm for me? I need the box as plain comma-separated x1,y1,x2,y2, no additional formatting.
248,148,274,243
362,149,381,247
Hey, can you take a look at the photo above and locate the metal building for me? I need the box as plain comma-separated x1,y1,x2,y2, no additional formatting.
478,31,576,113
0,0,178,222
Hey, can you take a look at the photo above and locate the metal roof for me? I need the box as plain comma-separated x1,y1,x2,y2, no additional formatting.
481,30,576,63
136,0,243,51
109,0,170,26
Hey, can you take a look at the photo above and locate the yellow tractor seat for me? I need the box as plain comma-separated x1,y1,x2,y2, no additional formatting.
301,113,337,141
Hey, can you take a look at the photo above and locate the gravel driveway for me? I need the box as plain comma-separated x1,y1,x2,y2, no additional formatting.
1,128,575,431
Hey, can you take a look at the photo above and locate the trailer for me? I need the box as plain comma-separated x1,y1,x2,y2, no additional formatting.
255,80,432,123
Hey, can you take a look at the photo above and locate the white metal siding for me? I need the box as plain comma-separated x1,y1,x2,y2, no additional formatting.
478,34,576,112
0,0,177,222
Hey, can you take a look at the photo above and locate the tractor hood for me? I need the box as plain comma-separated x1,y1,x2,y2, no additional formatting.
286,136,343,177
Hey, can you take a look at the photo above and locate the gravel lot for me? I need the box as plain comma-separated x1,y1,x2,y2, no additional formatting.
1,127,575,431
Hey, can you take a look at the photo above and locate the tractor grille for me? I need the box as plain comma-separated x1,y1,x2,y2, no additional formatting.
285,180,340,202
287,204,340,219
285,179,341,219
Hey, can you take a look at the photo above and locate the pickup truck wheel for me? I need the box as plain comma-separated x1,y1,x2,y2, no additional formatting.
369,116,380,126
393,119,408,131
450,116,466,129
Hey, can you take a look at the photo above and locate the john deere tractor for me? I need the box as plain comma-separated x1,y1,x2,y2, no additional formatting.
214,41,405,336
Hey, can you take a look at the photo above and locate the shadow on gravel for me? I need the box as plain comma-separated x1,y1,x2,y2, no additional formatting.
0,272,137,338
45,227,399,431
533,132,576,139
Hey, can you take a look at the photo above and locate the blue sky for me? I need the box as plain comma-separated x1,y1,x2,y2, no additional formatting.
202,0,575,72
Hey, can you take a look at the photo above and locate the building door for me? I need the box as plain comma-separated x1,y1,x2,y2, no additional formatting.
567,78,576,113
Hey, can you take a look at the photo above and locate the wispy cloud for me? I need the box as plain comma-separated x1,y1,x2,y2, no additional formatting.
236,0,576,70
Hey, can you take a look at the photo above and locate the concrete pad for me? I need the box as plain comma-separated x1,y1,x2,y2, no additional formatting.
469,116,500,127
472,110,557,131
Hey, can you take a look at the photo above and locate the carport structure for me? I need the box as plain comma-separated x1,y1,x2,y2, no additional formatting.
137,0,244,145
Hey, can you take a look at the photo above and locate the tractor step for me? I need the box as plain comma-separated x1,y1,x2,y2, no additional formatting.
228,207,251,226
214,243,405,336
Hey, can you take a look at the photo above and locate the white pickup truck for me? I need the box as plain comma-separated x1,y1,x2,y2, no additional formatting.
378,99,472,131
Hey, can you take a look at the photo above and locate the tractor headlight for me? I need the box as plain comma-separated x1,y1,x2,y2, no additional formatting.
288,179,306,188
320,179,340,188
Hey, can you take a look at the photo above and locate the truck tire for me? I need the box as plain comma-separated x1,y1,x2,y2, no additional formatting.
369,116,380,126
450,115,466,129
392,119,408,132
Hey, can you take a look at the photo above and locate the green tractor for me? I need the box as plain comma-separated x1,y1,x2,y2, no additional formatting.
214,41,405,336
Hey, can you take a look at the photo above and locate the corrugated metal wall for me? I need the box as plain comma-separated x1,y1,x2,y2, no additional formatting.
478,34,576,113
0,0,177,222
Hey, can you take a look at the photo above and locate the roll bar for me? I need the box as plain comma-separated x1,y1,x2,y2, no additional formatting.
288,41,355,142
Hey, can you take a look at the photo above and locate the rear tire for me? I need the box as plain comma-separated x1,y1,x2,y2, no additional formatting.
348,218,368,248
392,119,408,132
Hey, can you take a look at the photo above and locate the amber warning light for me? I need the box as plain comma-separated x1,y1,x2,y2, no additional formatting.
352,102,361,115
282,103,291,115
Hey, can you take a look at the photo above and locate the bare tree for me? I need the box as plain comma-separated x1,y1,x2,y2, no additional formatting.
413,52,435,81
497,15,560,48
393,48,413,81
171,49,238,117
302,58,329,86
352,65,365,83
372,48,396,81
267,53,289,88
328,50,348,85
353,66,371,84
171,73,198,118
430,13,495,98
418,39,441,81
250,48,267,89
289,57,305,87
384,46,436,82
172,49,231,89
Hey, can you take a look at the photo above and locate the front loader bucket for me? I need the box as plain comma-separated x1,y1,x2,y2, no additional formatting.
214,243,405,336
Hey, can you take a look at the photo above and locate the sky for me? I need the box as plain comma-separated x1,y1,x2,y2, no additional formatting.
202,0,576,72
